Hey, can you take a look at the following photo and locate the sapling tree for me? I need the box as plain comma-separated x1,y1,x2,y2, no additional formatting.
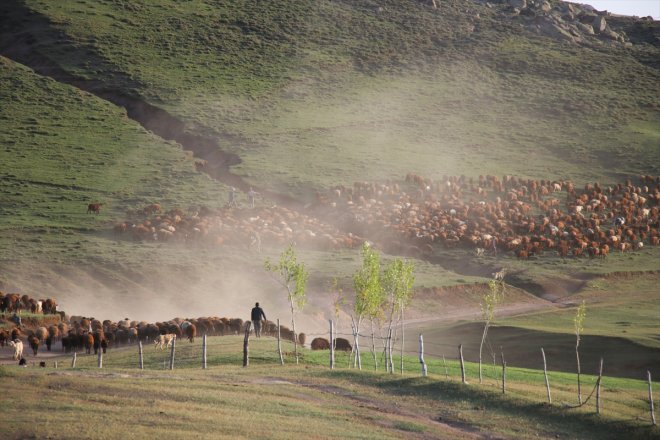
382,258,415,374
352,242,383,370
479,278,504,384
574,300,587,404
329,277,345,351
264,244,308,364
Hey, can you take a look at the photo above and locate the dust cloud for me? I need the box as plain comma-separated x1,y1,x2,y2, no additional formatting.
0,256,342,335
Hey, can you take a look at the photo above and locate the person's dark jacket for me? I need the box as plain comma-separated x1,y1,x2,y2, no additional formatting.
251,306,266,321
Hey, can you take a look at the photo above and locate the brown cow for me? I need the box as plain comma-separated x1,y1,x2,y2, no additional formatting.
311,338,330,350
185,324,197,343
334,338,352,351
28,336,40,356
84,332,94,354
87,203,103,214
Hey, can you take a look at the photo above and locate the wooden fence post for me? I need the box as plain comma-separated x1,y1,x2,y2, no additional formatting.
542,347,551,404
649,371,656,426
501,350,506,394
71,352,77,368
442,354,449,380
596,357,603,415
54,361,58,369
277,319,284,366
169,337,176,370
97,348,103,369
419,334,427,377
138,341,144,370
330,320,335,370
459,344,466,384
202,334,207,370
243,321,252,367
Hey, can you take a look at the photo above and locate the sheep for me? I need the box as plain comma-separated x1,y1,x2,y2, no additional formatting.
9,339,23,360
492,270,506,281
154,334,176,350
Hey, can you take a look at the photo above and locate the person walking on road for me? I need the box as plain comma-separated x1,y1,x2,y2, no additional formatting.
251,302,267,338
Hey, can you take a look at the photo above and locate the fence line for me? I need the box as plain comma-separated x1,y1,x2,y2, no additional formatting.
42,319,658,427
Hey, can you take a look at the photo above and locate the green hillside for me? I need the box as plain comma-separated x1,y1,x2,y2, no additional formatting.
1,0,658,198
0,0,659,383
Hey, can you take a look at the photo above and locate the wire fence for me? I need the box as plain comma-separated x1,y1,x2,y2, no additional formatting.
39,319,658,427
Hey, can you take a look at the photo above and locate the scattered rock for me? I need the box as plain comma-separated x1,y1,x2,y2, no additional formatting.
602,28,621,41
540,1,551,13
508,0,526,9
575,22,594,35
538,20,575,42
578,13,597,24
592,16,607,33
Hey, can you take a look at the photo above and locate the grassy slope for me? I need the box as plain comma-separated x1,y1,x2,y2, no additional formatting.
1,337,658,440
6,0,659,198
0,56,226,229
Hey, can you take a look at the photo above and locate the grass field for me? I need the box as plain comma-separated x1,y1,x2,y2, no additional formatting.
1,336,658,439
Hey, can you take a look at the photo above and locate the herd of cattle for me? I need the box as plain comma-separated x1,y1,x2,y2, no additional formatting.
0,293,307,362
0,293,58,316
111,173,659,260
311,173,660,259
113,203,364,252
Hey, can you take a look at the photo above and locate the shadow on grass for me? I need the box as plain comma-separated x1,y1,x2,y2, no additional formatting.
314,370,658,440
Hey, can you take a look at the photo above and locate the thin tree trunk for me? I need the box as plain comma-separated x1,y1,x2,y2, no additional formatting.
576,340,582,404
329,319,334,370
288,290,298,365
442,354,449,380
371,320,378,371
400,309,405,375
388,327,394,374
479,321,489,384
277,319,284,366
